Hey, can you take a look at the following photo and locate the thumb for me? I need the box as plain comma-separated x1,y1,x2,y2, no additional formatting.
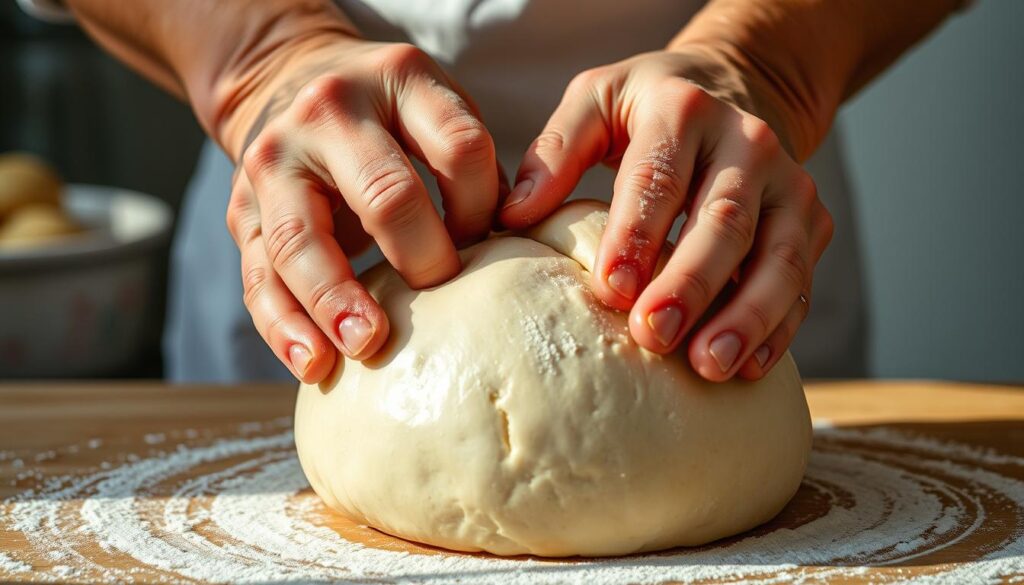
499,75,611,229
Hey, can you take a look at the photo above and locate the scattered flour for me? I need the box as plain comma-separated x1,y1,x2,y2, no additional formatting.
0,551,30,574
519,270,586,376
522,314,583,377
636,137,680,223
143,433,166,445
2,420,1023,584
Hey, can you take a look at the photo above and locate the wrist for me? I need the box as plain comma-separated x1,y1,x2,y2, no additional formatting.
186,5,362,160
665,38,822,162
213,30,364,160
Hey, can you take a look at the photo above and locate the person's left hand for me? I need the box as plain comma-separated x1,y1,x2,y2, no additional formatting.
499,46,834,382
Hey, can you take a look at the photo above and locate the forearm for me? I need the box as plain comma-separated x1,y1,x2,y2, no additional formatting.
670,0,964,161
63,0,359,157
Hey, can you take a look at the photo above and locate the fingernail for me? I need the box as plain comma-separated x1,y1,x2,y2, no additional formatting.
607,264,638,300
754,344,771,368
502,179,534,209
288,344,312,376
647,305,684,347
339,315,373,356
709,332,742,373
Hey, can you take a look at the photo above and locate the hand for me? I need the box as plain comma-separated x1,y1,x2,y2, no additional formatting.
223,34,501,383
500,46,833,382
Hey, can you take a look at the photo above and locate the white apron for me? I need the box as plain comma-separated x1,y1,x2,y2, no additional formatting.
165,0,866,381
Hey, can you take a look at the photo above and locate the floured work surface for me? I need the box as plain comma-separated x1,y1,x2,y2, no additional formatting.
1,381,1023,583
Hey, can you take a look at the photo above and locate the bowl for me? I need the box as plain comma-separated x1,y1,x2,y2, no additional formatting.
0,184,173,377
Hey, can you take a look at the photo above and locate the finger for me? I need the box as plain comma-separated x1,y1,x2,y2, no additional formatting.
242,131,390,360
499,70,610,229
226,174,336,381
736,290,811,380
438,74,512,211
284,74,460,288
591,92,702,310
736,186,832,381
629,115,779,354
686,206,812,382
397,77,498,245
308,116,460,288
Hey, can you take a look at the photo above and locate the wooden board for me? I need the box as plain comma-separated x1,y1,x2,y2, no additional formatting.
1,380,1023,583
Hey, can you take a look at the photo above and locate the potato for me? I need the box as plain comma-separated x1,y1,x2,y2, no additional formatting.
0,153,63,219
0,204,82,249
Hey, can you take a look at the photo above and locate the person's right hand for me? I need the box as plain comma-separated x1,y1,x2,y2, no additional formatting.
221,33,501,383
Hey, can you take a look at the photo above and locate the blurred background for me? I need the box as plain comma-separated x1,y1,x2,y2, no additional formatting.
1,1,1021,381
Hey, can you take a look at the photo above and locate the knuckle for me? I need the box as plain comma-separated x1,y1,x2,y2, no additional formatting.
225,199,244,240
793,169,818,198
400,254,454,287
265,214,313,268
700,197,757,249
242,131,285,179
226,206,261,247
439,117,494,168
626,154,686,208
770,237,810,289
240,220,263,247
241,265,269,309
740,300,774,338
613,223,659,259
672,269,714,308
308,279,362,317
744,117,781,161
307,280,340,316
263,313,289,344
225,191,261,246
359,162,422,229
668,81,713,118
792,171,819,209
533,128,568,154
566,68,603,94
292,75,350,126
378,42,429,75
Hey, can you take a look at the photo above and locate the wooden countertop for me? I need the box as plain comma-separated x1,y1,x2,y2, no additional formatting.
1,380,1022,583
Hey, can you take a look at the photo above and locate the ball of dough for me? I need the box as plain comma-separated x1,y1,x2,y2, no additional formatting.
0,203,81,249
0,153,63,219
295,200,811,557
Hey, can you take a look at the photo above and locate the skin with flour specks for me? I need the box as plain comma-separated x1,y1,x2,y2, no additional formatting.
294,200,811,557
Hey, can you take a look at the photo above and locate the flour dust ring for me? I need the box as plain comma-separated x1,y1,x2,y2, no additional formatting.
2,423,1023,584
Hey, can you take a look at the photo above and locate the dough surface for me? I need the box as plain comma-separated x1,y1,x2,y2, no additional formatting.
295,200,811,557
